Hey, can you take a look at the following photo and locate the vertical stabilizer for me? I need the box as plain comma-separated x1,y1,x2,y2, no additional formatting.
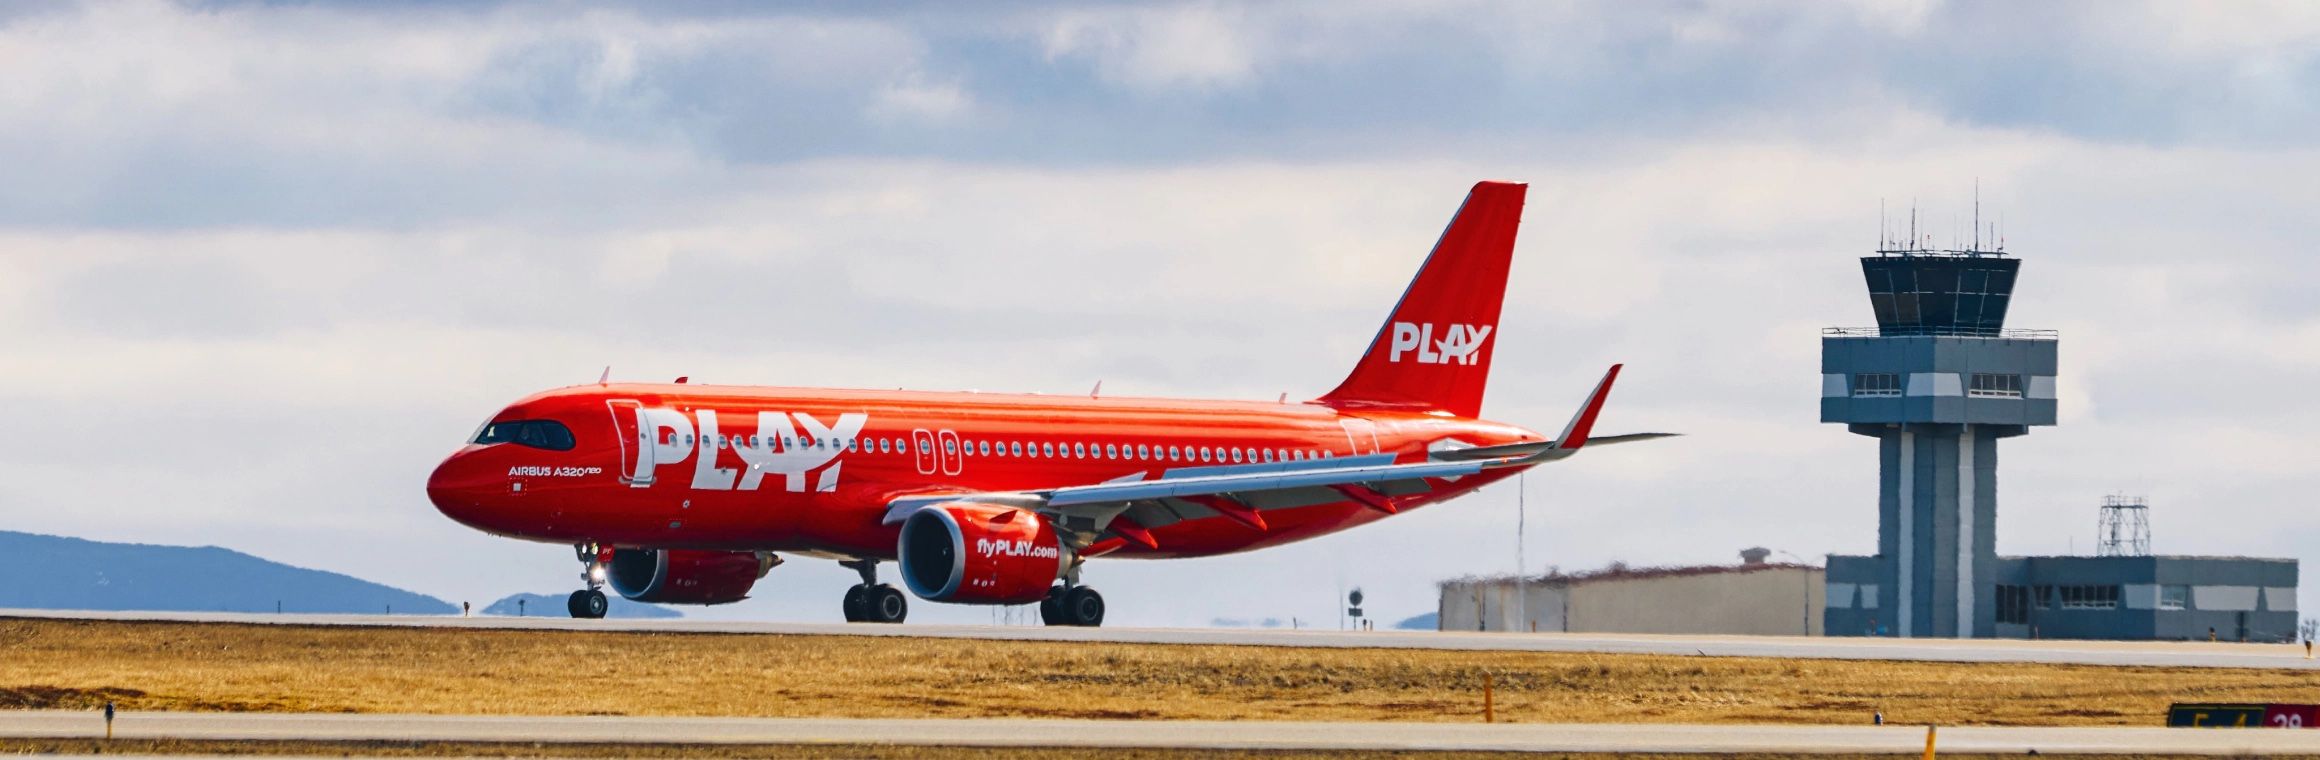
1318,181,1526,418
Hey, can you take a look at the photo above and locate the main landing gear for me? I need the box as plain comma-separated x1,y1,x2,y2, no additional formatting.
840,559,907,623
568,543,610,619
1041,558,1104,627
1039,585,1105,627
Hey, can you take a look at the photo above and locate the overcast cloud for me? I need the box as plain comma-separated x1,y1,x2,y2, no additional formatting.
3,0,2317,626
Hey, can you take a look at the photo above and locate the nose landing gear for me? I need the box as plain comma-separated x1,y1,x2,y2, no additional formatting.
839,559,907,623
568,543,610,619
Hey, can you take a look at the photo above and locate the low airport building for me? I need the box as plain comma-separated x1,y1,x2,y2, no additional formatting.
1437,549,1823,636
1826,553,2299,642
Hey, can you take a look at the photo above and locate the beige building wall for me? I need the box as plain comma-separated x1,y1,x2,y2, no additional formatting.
1567,567,1822,636
1438,566,1824,636
1438,580,1567,632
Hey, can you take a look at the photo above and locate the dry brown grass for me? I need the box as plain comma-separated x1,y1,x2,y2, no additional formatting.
0,741,2304,760
2,617,2317,727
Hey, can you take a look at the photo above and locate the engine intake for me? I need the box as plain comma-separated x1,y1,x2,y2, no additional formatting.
898,503,1065,605
607,548,774,605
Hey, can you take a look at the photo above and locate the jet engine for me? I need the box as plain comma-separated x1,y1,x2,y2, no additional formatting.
897,503,1066,604
606,548,775,605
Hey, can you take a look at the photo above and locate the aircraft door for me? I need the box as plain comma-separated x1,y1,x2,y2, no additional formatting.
607,399,653,487
1339,418,1381,456
937,430,963,476
912,429,937,475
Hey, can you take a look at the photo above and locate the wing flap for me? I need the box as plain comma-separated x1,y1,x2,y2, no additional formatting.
1045,458,1491,507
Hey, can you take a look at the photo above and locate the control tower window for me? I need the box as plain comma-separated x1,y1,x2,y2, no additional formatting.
1968,373,2023,398
1852,373,1901,397
471,420,577,451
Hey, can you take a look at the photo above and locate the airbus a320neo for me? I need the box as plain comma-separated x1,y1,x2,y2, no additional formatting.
426,181,1668,625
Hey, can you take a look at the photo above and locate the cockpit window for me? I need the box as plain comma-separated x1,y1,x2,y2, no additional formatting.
472,419,577,451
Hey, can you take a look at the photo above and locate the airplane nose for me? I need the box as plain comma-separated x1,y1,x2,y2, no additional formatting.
426,450,497,526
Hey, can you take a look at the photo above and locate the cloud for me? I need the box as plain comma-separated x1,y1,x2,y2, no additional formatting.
1043,3,1257,91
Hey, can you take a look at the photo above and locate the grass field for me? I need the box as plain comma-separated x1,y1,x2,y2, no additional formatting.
2,617,2317,726
0,739,2305,760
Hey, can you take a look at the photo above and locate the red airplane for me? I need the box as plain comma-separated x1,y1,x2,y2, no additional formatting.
426,181,1669,625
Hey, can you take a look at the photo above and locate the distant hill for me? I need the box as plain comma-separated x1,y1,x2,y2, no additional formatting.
1395,612,1438,631
483,593,679,619
0,530,456,614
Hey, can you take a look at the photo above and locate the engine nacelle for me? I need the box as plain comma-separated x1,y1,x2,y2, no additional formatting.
898,503,1066,605
606,548,773,605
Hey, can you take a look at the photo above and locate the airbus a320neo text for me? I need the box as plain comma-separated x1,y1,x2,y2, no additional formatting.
426,181,1669,625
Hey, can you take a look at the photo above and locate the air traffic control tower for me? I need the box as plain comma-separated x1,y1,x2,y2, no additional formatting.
1819,246,2057,638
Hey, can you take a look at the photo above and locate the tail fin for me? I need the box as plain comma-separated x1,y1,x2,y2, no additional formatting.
1318,181,1526,418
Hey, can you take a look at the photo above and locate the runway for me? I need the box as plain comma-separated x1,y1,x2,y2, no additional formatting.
4,710,2319,754
8,608,2316,670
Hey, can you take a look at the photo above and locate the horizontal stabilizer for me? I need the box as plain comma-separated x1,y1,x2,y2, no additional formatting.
1581,432,1680,447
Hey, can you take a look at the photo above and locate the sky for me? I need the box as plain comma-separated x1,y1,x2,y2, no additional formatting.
3,0,2318,628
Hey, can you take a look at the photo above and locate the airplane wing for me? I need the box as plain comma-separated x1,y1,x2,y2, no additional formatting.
879,364,1675,553
879,452,1506,553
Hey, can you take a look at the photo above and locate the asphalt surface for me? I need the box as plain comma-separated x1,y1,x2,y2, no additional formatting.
8,608,2317,670
5,710,2320,754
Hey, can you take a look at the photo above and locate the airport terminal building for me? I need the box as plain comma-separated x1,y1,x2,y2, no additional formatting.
1439,549,1823,636
1817,245,2299,641
1825,554,2298,641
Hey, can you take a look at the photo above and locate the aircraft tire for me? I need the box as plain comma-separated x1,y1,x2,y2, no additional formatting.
1060,586,1104,627
841,584,868,622
866,584,908,623
1038,586,1065,626
569,589,608,619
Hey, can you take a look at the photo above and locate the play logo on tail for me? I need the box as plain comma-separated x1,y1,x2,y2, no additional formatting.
1388,322,1494,365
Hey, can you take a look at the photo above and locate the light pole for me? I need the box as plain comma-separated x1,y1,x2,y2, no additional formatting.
1515,472,1528,632
1776,550,1814,636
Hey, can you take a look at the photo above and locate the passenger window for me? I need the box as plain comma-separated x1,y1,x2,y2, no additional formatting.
1199,447,1211,462
1041,442,1053,457
1231,448,1244,463
1105,444,1117,459
1168,446,1180,461
1072,443,1084,458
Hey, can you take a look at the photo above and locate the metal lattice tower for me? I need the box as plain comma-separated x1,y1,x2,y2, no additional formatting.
2095,495,2151,557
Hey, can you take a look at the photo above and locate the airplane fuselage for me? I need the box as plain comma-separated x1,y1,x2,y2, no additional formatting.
428,382,1541,561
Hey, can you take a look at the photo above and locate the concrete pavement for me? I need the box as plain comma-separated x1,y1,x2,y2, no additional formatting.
5,710,2320,754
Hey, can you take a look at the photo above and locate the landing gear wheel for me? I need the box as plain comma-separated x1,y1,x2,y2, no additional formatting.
864,584,908,623
1058,586,1104,627
842,584,869,622
568,589,608,619
1039,586,1064,625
